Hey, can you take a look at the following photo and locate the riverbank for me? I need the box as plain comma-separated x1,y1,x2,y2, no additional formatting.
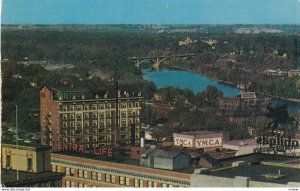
166,65,300,105
257,92,300,105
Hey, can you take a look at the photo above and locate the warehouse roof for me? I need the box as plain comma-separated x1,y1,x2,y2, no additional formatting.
208,163,300,184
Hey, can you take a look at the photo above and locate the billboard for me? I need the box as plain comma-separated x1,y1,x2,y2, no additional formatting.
195,137,222,148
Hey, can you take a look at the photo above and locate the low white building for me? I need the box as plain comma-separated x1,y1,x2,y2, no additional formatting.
222,139,258,156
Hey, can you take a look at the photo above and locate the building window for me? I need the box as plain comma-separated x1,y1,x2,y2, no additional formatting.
119,177,125,185
106,111,111,117
84,184,88,188
52,165,56,172
105,174,111,183
76,114,82,120
92,112,97,118
134,179,139,187
93,136,97,142
63,122,68,128
92,172,97,180
84,170,88,179
120,103,127,108
92,104,97,110
6,155,10,169
107,119,111,125
99,112,104,118
125,177,130,186
106,103,111,109
92,120,97,126
65,181,70,187
70,121,74,127
84,113,89,119
84,120,89,127
79,183,83,187
97,173,102,181
148,181,153,188
99,104,105,109
62,106,67,111
162,183,168,188
65,167,70,175
63,114,68,120
135,102,139,108
76,105,82,111
84,105,89,110
111,175,116,184
79,169,83,178
57,166,61,172
135,118,139,123
154,182,158,187
139,180,143,187
71,182,75,187
70,113,75,119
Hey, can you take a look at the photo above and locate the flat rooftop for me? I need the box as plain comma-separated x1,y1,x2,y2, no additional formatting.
1,169,64,187
175,131,226,135
208,164,300,184
52,151,197,174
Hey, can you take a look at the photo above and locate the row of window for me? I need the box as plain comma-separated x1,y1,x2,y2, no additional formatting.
62,118,140,128
62,110,140,120
61,102,140,112
54,165,178,188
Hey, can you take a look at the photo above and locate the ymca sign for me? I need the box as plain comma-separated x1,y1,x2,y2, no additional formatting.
195,137,222,148
174,135,223,148
174,137,193,147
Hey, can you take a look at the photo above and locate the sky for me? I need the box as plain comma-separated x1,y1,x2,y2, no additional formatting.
1,0,300,25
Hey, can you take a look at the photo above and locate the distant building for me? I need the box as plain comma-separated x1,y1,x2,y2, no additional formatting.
1,143,64,187
153,102,175,120
40,86,143,151
179,37,198,46
222,139,258,156
288,69,300,77
219,92,271,112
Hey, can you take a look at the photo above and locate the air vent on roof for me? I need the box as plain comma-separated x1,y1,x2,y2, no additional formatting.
81,95,85,100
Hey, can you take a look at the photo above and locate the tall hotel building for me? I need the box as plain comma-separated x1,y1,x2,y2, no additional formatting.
40,86,143,151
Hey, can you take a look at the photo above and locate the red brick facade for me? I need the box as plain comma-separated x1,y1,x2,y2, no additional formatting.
51,153,191,188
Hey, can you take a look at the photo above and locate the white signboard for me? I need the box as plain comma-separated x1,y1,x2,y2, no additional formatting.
195,137,222,148
174,137,193,147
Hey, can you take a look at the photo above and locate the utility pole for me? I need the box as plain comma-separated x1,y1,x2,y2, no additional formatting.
15,105,19,181
114,63,119,146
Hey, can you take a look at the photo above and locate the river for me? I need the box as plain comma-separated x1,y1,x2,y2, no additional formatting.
143,69,300,113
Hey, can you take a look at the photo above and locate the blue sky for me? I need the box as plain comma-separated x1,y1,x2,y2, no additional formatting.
2,0,300,24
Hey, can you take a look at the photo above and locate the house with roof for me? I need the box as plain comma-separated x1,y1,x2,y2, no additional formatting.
140,146,190,170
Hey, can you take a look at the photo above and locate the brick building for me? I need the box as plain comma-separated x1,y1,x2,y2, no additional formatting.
153,102,175,120
40,86,143,151
51,152,191,188
219,92,271,112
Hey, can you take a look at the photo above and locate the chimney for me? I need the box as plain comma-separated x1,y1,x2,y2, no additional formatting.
130,124,136,146
140,131,145,148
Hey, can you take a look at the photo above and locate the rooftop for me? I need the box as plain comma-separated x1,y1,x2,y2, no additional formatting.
208,163,300,184
1,169,64,187
175,131,226,135
223,139,257,146
2,142,51,151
